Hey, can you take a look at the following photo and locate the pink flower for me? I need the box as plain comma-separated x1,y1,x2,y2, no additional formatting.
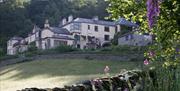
149,51,155,57
104,66,110,73
144,59,149,65
124,88,129,91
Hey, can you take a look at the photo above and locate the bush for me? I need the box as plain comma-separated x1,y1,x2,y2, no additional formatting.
99,47,112,52
54,45,78,53
99,45,148,54
0,55,18,61
24,51,37,57
28,42,37,52
0,48,6,57
142,65,180,91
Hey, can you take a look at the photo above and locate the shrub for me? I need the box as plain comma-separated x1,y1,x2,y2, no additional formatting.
142,65,180,91
54,45,78,53
0,48,5,57
28,42,37,52
100,47,112,52
98,45,148,54
24,51,37,57
0,55,18,61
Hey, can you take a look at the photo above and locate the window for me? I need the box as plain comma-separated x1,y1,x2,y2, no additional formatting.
70,23,81,30
77,44,80,48
54,40,67,47
125,35,129,41
94,26,98,32
88,25,90,30
74,35,80,41
115,26,118,33
130,34,133,39
104,35,110,41
9,41,12,46
104,26,109,32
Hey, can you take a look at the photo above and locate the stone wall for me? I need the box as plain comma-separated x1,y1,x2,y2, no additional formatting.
18,70,143,91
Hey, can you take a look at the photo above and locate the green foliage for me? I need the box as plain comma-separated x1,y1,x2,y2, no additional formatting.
0,48,5,57
27,42,37,52
111,26,132,45
107,0,180,67
0,55,18,61
99,45,148,54
142,62,180,91
107,0,180,90
54,45,79,53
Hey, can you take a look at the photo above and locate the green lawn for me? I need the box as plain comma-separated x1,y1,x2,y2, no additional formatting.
0,59,141,91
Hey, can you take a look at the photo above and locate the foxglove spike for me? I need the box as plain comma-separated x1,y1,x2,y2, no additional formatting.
146,0,160,28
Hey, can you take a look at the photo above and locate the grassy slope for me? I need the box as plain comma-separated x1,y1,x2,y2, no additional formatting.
0,59,141,91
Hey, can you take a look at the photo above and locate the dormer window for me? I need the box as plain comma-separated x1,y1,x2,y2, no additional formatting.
71,23,81,30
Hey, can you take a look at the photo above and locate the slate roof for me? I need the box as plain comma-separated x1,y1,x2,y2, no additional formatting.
10,37,23,40
61,17,138,27
73,18,115,26
49,27,71,35
116,18,138,27
35,26,41,31
13,41,28,47
31,26,41,34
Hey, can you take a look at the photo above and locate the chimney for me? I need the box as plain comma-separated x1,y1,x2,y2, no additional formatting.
0,0,3,3
44,19,50,28
62,18,67,25
92,16,99,21
68,15,73,22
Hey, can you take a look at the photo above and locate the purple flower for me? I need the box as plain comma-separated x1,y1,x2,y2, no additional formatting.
146,0,160,28
144,59,149,65
176,48,179,52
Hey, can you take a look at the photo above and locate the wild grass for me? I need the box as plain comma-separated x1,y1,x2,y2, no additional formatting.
142,62,180,91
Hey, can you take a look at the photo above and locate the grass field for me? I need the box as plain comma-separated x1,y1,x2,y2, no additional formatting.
0,59,141,91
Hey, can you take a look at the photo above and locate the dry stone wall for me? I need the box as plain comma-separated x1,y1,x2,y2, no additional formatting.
18,70,145,91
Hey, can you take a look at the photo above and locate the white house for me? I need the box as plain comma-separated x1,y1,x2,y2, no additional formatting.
7,15,138,55
39,20,74,49
7,37,25,55
7,20,74,55
60,16,138,49
118,31,152,46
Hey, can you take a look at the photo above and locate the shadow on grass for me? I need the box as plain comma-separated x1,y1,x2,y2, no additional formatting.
0,59,141,81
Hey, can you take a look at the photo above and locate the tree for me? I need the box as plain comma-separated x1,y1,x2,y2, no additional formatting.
0,0,33,55
107,0,180,67
107,0,180,90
